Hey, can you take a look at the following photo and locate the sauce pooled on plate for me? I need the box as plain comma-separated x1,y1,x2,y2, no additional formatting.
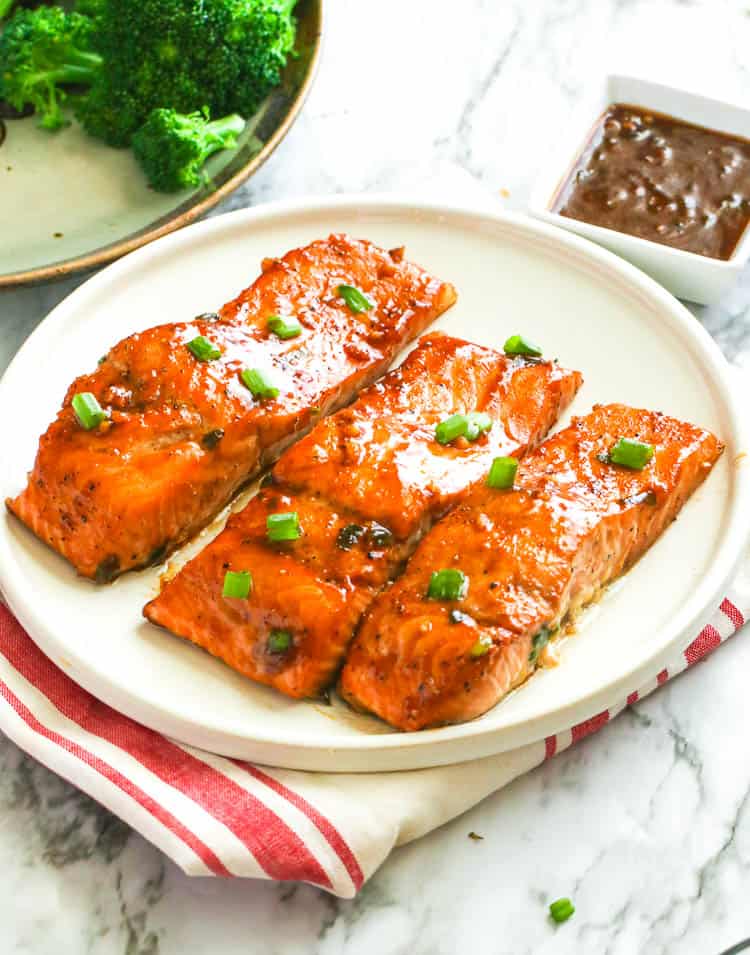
552,103,750,260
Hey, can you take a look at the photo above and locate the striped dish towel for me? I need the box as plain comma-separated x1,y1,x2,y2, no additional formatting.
0,558,748,898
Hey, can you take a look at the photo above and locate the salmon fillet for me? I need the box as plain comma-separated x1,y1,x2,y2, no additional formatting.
340,404,723,730
144,334,582,698
7,235,456,581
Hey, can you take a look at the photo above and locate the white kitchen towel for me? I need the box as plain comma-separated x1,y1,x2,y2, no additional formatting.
0,164,747,898
0,580,747,897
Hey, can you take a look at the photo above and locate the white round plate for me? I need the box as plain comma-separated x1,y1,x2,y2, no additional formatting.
1,197,748,772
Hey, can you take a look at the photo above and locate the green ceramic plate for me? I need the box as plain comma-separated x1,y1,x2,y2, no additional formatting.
0,0,322,287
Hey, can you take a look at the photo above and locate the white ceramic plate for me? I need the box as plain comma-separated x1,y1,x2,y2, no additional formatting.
1,197,748,772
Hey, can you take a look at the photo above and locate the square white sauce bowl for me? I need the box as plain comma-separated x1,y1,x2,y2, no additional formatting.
529,74,750,306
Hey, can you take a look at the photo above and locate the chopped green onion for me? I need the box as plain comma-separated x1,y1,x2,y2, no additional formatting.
608,437,655,470
503,334,543,357
549,898,575,923
72,392,107,430
268,629,292,653
529,626,551,664
487,456,519,489
337,524,366,550
222,570,252,599
187,335,221,361
465,411,493,441
435,413,469,445
268,315,302,340
337,284,374,313
427,568,468,601
240,367,279,400
435,412,493,445
267,511,301,542
470,632,493,657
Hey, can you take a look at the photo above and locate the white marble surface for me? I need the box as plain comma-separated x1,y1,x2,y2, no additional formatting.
2,1,750,952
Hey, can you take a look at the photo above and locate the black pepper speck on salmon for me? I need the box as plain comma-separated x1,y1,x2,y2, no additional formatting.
340,404,723,730
7,235,457,580
144,334,582,698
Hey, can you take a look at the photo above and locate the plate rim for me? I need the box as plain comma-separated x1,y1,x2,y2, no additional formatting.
0,0,323,290
1,193,748,772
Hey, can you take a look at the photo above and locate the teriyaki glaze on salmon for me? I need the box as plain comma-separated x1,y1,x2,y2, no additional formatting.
143,334,582,698
340,404,723,730
8,235,456,581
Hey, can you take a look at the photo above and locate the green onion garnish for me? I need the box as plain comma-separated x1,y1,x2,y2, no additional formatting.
71,392,107,430
222,570,252,599
187,335,221,361
529,626,551,664
607,437,655,470
427,568,468,601
268,315,302,340
240,367,279,400
435,412,492,445
503,334,543,357
337,284,373,313
268,629,292,654
487,456,519,489
267,512,301,542
470,632,493,657
549,898,575,923
435,413,469,445
465,411,493,441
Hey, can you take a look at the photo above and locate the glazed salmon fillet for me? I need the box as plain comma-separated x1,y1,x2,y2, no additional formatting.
340,404,723,730
7,235,456,582
144,334,582,698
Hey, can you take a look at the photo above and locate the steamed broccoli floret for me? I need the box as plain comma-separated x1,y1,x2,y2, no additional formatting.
132,107,246,192
204,0,297,118
0,0,18,22
76,0,296,147
0,6,102,130
74,0,105,16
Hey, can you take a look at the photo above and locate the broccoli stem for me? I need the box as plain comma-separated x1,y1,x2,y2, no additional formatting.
205,113,246,147
200,113,246,161
22,48,102,94
27,62,102,88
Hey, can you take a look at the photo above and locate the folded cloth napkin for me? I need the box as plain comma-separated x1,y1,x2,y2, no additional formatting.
0,576,748,898
1,167,748,898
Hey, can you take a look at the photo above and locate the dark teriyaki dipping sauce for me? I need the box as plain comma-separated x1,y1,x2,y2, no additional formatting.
551,103,750,260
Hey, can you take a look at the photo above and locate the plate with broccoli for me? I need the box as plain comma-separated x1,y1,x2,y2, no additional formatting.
0,0,322,287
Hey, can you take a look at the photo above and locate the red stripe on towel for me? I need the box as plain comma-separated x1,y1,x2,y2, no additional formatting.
571,710,610,742
0,606,330,889
237,763,365,891
720,598,745,630
684,624,722,666
0,673,230,876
